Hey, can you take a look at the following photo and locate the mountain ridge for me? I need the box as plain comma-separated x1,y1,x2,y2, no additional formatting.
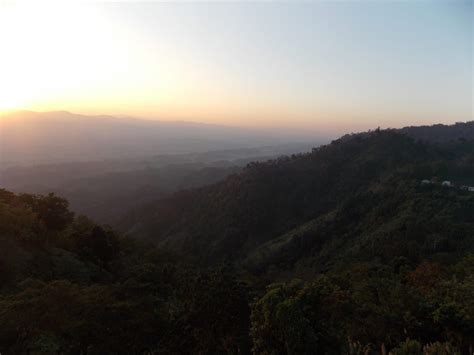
1,110,319,165
121,123,474,268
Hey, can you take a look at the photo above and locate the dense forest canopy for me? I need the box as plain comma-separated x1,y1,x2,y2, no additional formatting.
1,122,473,354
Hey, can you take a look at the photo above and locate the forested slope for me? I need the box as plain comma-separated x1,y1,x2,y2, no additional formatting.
1,123,474,353
0,189,251,353
123,130,474,268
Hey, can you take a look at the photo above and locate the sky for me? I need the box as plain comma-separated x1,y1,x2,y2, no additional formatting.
0,0,472,133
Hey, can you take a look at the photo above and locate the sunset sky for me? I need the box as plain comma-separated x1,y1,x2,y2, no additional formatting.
0,0,472,133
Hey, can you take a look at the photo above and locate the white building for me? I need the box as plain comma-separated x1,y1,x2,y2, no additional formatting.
441,181,452,187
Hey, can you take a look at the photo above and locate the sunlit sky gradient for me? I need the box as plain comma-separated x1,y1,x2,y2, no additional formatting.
0,0,472,133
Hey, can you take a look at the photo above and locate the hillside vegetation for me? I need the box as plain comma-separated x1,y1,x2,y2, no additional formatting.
1,122,473,353
123,128,474,268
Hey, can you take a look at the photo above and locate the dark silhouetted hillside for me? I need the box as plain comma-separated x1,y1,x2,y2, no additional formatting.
122,128,474,267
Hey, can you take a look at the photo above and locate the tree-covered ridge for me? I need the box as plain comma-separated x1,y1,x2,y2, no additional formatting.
340,121,474,143
394,121,474,143
123,130,474,265
244,178,474,276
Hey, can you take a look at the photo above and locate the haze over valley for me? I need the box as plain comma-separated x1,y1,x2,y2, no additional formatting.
0,110,320,165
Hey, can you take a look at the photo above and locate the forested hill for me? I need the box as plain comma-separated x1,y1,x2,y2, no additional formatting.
122,128,474,269
340,121,474,143
396,121,474,142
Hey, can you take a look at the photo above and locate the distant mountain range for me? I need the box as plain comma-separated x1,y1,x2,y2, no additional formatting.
0,110,320,165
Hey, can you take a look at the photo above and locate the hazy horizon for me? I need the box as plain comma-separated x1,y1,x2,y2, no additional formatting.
1,1,472,132
5,108,473,137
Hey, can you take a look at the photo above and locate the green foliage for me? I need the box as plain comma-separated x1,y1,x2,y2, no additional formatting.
390,339,423,354
158,266,251,354
19,192,74,232
423,342,461,355
0,280,167,353
250,255,474,354
0,190,252,353
251,277,355,354
251,281,319,354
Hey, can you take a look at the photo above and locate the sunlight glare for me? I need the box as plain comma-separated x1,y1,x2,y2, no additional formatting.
0,2,144,110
